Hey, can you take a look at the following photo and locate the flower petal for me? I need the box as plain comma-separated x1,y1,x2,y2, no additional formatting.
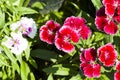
104,21,118,34
114,72,120,80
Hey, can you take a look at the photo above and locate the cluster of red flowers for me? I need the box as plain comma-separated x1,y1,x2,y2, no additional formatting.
80,43,118,78
95,0,120,34
39,16,91,53
39,1,120,78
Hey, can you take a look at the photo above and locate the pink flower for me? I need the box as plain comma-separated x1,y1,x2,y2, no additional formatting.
114,72,120,80
39,20,60,44
95,6,118,34
80,48,97,63
63,16,91,40
80,63,101,78
116,61,120,71
97,43,117,67
55,26,79,53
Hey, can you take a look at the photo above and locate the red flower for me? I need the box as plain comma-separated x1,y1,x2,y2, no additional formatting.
95,6,118,34
116,61,120,71
39,20,60,44
55,26,79,53
63,16,91,40
80,63,101,78
80,48,97,63
114,72,120,80
103,0,120,17
97,43,117,67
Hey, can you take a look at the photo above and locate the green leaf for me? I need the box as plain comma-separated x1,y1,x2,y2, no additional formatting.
69,73,81,80
91,0,102,10
28,72,35,80
32,2,45,9
25,42,31,61
29,57,37,69
94,32,105,42
15,7,38,15
2,46,16,64
21,60,30,80
39,0,64,14
31,49,60,63
43,64,70,76
0,9,5,29
47,73,54,80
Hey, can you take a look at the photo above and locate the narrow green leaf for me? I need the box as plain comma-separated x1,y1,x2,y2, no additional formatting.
31,2,44,9
29,57,38,69
2,46,16,64
25,42,31,61
69,73,81,80
0,9,5,29
47,73,54,80
21,60,30,80
43,64,70,76
91,0,102,10
15,7,38,15
31,49,60,63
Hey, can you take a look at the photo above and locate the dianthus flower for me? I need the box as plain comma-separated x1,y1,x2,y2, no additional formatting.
55,26,79,53
39,20,60,44
63,16,91,40
80,48,97,63
1,32,28,55
95,6,118,34
97,43,117,67
10,17,37,39
103,0,120,17
80,62,101,78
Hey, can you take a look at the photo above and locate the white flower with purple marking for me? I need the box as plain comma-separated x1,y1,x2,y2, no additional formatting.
2,32,28,55
10,17,37,39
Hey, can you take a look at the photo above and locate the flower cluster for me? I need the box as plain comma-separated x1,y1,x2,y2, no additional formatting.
95,0,120,34
80,43,118,78
2,17,37,55
39,16,91,53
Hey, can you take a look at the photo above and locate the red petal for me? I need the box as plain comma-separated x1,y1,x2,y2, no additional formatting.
62,41,75,53
105,3,115,17
40,26,55,44
114,72,120,80
93,64,101,78
46,20,60,31
104,21,118,34
102,0,114,5
114,15,120,23
95,16,107,31
83,64,93,78
79,25,91,40
64,16,86,30
59,26,80,43
80,48,96,62
116,61,120,71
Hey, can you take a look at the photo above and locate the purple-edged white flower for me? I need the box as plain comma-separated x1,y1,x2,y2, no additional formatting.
10,17,37,39
2,32,28,55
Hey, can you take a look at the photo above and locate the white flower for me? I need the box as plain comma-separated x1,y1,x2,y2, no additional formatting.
2,32,28,55
10,17,37,39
